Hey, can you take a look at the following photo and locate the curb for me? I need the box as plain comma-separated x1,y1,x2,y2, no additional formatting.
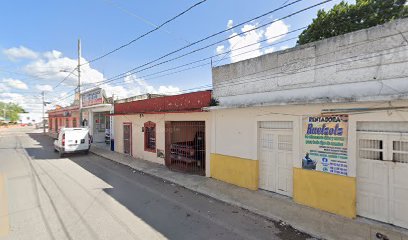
89,146,408,240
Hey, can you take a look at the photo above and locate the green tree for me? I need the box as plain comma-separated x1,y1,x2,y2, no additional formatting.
298,0,408,45
0,101,26,122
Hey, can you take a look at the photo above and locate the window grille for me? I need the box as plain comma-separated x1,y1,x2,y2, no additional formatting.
359,139,383,160
165,121,205,176
144,121,156,152
260,133,273,149
393,141,408,163
259,121,293,129
278,135,292,151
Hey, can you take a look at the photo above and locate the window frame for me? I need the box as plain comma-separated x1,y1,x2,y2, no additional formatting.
144,121,156,153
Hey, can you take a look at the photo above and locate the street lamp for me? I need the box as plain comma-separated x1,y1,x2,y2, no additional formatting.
59,69,78,76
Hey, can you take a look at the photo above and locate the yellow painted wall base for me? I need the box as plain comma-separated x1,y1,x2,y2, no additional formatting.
210,154,258,190
293,168,356,218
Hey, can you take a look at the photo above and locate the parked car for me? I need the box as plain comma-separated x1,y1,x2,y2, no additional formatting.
170,131,205,166
35,122,49,129
54,128,91,157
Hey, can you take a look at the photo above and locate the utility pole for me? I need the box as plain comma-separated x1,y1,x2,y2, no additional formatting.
42,91,45,134
78,39,82,126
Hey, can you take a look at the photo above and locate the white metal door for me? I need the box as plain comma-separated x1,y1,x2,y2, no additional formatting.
259,127,293,197
357,132,408,229
388,135,408,229
259,130,275,192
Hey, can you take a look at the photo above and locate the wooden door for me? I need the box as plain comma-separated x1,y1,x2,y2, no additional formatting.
123,123,132,155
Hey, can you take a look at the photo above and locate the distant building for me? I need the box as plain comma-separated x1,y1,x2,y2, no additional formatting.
112,90,212,176
48,105,79,136
18,113,46,124
80,88,113,143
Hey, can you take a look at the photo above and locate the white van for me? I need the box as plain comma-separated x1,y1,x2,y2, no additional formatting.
54,128,91,157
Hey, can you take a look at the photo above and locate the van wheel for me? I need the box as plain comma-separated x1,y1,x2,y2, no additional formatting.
59,150,64,158
54,148,58,152
85,149,89,155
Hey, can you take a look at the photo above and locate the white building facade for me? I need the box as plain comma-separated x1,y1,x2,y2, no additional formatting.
209,19,408,229
81,88,113,143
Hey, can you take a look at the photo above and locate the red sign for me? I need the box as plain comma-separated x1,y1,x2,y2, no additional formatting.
82,88,104,107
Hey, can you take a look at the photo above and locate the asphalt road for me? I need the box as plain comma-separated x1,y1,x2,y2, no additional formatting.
0,127,313,240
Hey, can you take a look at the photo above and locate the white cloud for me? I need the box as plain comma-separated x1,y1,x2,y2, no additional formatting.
228,23,264,63
23,53,104,86
43,50,63,59
216,45,225,54
0,92,49,114
1,46,182,113
227,19,234,29
0,47,106,112
104,74,180,99
280,45,290,50
2,78,28,89
0,83,9,92
264,47,275,54
3,46,38,60
265,20,289,44
36,84,53,92
218,19,291,63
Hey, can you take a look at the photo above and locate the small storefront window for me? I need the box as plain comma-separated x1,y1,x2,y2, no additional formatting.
94,112,108,132
144,121,156,152
65,118,69,127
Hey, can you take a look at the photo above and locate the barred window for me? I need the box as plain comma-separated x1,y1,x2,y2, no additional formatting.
144,121,156,152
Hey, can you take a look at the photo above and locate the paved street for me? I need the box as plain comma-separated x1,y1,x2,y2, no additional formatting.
0,127,312,240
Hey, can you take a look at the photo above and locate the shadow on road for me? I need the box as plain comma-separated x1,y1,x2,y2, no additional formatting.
26,133,89,160
24,132,311,240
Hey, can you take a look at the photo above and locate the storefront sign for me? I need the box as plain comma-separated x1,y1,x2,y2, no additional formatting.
302,115,349,176
82,88,104,107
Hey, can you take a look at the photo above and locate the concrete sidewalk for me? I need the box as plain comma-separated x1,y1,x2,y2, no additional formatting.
90,145,408,240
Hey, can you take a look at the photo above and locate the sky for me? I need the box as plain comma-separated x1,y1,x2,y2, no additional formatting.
0,0,355,114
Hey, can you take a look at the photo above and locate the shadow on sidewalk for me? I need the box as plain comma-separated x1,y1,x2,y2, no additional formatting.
24,132,311,240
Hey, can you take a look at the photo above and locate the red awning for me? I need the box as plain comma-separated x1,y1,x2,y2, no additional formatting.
106,109,205,116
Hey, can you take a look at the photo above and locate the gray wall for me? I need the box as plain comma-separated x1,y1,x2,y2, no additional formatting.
212,18,408,107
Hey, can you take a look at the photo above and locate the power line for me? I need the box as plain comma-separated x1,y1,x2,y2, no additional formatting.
72,45,408,109
48,43,408,106
81,0,326,89
81,0,208,66
95,0,311,82
212,27,408,86
53,67,77,89
214,47,408,91
82,28,304,87
102,43,408,99
101,0,191,44
51,0,309,102
55,0,407,104
213,0,297,67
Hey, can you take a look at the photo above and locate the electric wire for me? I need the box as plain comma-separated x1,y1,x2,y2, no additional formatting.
79,0,329,89
81,0,208,66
